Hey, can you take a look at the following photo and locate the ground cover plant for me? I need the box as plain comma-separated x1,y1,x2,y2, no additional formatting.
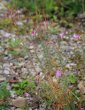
0,82,10,109
0,0,85,110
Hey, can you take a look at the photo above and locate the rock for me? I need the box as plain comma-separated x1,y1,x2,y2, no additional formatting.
15,108,22,110
30,49,35,53
12,97,27,108
78,13,85,19
78,81,85,94
3,69,10,75
21,68,28,78
0,75,6,82
3,63,10,68
16,21,23,26
4,32,11,38
21,68,28,73
18,62,25,68
3,63,10,75
9,107,16,110
29,46,34,50
0,30,11,38
0,70,3,74
65,63,76,69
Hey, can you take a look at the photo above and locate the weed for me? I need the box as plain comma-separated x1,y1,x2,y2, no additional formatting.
0,18,12,30
0,82,10,108
13,80,36,96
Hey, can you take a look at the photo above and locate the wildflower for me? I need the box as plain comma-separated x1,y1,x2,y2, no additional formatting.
31,30,37,37
59,32,65,39
24,92,29,97
55,70,62,78
73,33,80,40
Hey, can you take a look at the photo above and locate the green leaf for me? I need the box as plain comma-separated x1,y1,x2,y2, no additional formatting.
68,74,77,84
64,105,71,110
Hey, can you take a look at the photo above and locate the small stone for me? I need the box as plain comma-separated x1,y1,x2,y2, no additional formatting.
29,46,34,50
78,13,85,18
30,50,35,53
65,63,76,69
78,81,85,94
0,75,6,82
9,107,16,110
3,69,10,75
16,21,23,26
4,32,11,38
0,70,3,74
12,97,27,108
15,109,22,110
21,68,27,72
3,63,10,68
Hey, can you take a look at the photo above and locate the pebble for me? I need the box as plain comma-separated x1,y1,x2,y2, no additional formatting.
15,109,22,110
0,30,11,38
78,81,85,94
3,63,10,68
29,45,34,50
3,69,10,75
21,67,28,74
0,75,6,82
12,97,27,108
16,21,23,26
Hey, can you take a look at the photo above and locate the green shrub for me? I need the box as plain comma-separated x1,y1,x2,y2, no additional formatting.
0,82,10,100
57,0,85,18
0,82,10,109
10,0,57,15
10,0,85,19
13,80,36,96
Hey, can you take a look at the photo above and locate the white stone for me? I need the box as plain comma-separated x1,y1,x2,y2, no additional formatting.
16,21,23,26
3,69,10,75
29,46,34,49
4,32,11,37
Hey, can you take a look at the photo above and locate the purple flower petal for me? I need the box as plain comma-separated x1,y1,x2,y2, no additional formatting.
24,92,29,97
73,34,80,40
55,70,62,78
31,30,37,36
59,32,64,39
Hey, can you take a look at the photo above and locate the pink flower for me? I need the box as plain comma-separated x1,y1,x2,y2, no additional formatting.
31,30,37,36
59,32,64,39
24,92,29,97
73,34,80,40
55,70,62,78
